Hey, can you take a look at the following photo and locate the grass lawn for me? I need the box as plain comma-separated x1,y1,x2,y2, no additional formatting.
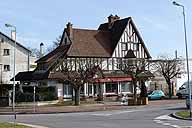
175,111,191,118
0,123,31,128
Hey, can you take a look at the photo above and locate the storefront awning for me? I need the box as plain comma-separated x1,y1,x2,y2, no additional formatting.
94,77,132,83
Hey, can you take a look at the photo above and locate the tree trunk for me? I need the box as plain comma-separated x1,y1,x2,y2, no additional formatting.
168,83,172,99
74,88,80,106
166,79,172,99
133,80,137,105
97,82,103,101
140,80,147,98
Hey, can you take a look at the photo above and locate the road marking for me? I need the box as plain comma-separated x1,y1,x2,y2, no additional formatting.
171,125,180,128
162,122,171,126
154,115,178,120
154,115,192,128
90,113,112,116
154,119,179,128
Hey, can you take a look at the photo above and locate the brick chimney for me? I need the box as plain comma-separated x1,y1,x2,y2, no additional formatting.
108,14,120,29
66,22,73,40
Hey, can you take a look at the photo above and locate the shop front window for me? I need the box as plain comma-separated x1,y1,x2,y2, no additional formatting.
88,84,93,95
121,82,133,93
106,82,118,93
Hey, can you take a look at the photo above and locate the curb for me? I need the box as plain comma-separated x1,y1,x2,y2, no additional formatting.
0,106,133,115
10,122,48,128
170,112,192,121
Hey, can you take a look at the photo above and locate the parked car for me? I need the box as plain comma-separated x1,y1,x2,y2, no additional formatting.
186,95,192,109
148,90,165,100
176,80,192,99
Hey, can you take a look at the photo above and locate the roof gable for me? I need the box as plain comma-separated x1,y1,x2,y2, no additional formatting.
0,31,31,53
36,45,70,63
129,19,151,58
99,17,151,59
98,18,130,52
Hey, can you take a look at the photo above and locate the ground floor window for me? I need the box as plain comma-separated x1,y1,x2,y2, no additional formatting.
80,86,84,94
106,82,118,93
88,84,93,95
121,82,133,93
63,83,72,96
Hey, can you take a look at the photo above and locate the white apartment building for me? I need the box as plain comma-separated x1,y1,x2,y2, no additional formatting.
0,31,32,86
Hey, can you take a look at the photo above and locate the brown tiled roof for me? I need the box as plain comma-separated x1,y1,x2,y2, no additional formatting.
12,71,34,81
36,45,70,63
67,29,112,57
98,18,130,51
13,71,50,81
138,71,154,78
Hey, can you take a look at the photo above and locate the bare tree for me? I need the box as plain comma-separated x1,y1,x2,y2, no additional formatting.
151,56,184,98
47,35,62,52
118,58,152,105
28,47,41,58
55,58,103,105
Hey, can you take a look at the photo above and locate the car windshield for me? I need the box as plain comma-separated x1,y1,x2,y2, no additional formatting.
152,91,159,94
183,81,192,87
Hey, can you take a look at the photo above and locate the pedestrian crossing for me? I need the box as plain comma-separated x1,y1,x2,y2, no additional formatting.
154,115,192,128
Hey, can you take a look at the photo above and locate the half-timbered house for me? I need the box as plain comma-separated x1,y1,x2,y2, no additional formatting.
15,15,151,101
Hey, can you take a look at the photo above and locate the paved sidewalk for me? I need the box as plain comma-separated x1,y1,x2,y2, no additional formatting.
0,99,185,115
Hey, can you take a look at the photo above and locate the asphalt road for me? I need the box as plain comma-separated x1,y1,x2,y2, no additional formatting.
0,100,192,128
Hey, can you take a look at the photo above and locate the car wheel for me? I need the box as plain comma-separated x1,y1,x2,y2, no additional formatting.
177,94,182,99
160,96,164,100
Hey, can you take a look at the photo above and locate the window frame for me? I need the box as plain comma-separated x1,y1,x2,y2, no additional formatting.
4,65,10,71
105,82,118,94
121,42,128,51
3,49,10,56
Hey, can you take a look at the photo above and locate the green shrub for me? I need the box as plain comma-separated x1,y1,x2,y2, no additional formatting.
15,86,57,102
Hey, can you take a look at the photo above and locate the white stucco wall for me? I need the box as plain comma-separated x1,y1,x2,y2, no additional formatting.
0,34,30,84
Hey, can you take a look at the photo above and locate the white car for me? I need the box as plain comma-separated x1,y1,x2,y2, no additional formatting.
176,80,192,99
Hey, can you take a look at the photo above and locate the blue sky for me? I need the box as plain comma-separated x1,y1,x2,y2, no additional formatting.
0,0,192,58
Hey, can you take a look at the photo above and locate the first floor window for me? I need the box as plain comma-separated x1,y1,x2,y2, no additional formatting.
3,49,10,56
122,43,127,51
4,65,10,71
106,82,118,93
133,43,139,51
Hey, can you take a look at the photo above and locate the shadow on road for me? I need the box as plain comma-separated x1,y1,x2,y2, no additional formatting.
165,107,187,111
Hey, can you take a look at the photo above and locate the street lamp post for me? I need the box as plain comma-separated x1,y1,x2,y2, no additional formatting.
173,1,192,117
5,24,17,123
